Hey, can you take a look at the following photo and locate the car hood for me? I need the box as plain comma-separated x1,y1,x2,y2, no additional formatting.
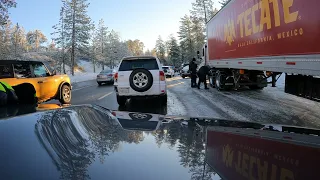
0,105,319,180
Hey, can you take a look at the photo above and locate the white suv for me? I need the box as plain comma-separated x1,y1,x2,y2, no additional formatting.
162,66,174,78
114,56,167,106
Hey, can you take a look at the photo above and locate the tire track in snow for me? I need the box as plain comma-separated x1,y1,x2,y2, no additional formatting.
166,77,320,128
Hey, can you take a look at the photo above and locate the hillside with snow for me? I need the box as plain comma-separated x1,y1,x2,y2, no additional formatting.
66,59,112,83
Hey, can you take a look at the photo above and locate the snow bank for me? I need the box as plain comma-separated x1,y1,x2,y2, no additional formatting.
69,72,98,84
67,60,109,84
77,59,105,73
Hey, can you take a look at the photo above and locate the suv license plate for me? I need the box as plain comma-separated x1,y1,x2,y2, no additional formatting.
119,88,129,94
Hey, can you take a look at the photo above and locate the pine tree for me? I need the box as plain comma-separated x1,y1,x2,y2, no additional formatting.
167,35,180,67
0,0,17,25
52,4,68,73
126,39,144,56
106,30,121,68
178,15,194,62
155,36,166,63
151,48,157,57
26,30,47,52
190,0,215,24
219,0,231,8
0,20,13,59
144,49,151,56
191,16,205,53
63,0,93,75
12,23,27,57
92,19,109,70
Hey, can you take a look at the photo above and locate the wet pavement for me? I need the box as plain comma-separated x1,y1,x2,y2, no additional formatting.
48,76,320,129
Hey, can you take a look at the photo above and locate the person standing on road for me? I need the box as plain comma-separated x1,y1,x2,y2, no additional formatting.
0,81,18,106
197,65,210,89
189,58,198,88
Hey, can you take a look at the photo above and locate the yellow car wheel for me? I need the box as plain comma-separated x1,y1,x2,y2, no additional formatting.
59,85,71,104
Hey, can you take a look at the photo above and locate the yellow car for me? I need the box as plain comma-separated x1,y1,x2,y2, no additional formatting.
0,60,72,104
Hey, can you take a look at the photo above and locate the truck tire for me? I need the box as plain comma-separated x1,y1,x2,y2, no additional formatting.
215,70,225,91
210,76,215,88
117,95,127,106
129,69,153,92
249,74,266,90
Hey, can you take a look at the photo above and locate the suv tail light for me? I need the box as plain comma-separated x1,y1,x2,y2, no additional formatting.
159,71,165,81
114,72,118,81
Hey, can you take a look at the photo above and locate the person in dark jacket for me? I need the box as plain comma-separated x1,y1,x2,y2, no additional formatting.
197,65,210,89
189,58,198,88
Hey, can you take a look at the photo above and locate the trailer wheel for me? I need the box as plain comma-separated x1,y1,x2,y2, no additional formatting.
210,76,215,88
215,70,225,91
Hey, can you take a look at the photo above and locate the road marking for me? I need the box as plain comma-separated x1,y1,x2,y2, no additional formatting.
98,92,113,100
167,82,184,88
166,76,182,82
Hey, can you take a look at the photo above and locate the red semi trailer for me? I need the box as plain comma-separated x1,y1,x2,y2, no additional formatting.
201,0,320,99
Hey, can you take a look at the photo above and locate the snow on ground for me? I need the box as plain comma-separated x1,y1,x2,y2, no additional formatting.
77,59,104,73
69,72,99,84
166,75,320,128
167,90,187,116
67,59,112,84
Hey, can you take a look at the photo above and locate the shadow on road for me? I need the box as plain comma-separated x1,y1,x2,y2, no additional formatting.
118,98,167,115
97,83,114,87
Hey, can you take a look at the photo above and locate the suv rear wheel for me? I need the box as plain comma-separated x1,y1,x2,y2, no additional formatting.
117,95,127,106
129,69,153,92
59,85,71,104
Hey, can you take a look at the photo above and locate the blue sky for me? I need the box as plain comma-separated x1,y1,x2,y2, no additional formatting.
9,0,221,50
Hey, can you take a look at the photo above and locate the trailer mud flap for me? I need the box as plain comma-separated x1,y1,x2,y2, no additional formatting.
285,74,320,101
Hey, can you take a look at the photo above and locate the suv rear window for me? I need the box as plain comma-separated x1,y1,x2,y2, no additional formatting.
119,59,158,71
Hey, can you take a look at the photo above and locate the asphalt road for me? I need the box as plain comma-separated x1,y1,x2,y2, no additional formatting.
49,75,320,129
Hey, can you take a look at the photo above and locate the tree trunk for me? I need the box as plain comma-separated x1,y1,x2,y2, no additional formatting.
93,59,96,73
71,0,76,76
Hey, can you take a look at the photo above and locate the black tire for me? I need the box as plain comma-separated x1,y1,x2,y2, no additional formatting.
215,70,224,91
160,94,167,105
59,85,71,104
182,75,185,79
129,69,153,92
98,82,102,86
210,76,215,88
117,95,127,106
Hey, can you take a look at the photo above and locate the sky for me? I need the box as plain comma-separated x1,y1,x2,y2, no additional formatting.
9,0,221,50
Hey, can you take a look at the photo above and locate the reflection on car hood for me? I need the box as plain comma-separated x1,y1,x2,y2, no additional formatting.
0,105,319,180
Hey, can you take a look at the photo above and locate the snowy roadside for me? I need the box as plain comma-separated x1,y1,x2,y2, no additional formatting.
69,72,98,84
66,60,104,84
166,75,320,128
167,90,187,116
